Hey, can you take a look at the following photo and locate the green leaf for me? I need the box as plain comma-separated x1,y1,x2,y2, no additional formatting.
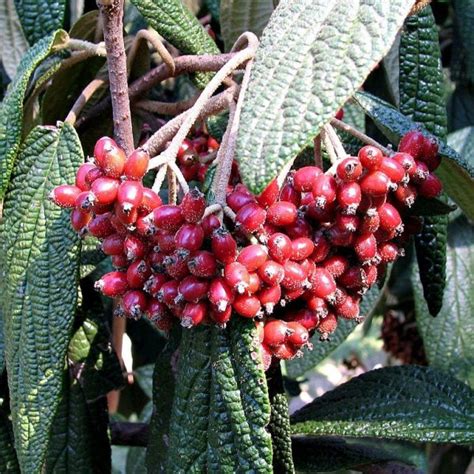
0,30,68,199
235,0,415,194
285,282,384,379
291,366,474,443
267,367,295,473
413,216,474,388
354,91,474,220
13,0,66,45
0,377,20,474
130,0,219,87
220,0,274,52
0,0,29,79
204,0,220,22
292,436,427,473
447,85,474,132
165,319,272,471
451,0,474,84
0,123,82,474
409,197,457,216
399,6,448,318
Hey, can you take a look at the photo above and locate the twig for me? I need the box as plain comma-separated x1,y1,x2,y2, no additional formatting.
199,150,217,164
168,161,190,194
67,38,107,56
134,94,199,116
330,118,392,156
201,203,222,220
167,166,177,204
152,164,168,194
97,0,134,155
127,29,175,76
76,52,236,129
320,129,338,165
65,78,107,125
145,86,236,162
324,124,347,160
314,136,322,168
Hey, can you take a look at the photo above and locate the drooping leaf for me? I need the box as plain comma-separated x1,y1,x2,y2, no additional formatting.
165,319,272,472
235,0,415,194
220,0,274,51
291,366,474,443
413,216,474,388
285,281,384,379
0,30,68,199
13,0,66,45
267,366,295,473
130,0,219,87
451,0,474,84
292,436,427,473
0,123,82,473
399,6,448,318
354,91,474,220
447,85,474,132
0,0,29,79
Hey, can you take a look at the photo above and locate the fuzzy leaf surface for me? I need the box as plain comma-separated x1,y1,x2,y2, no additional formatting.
291,366,474,443
220,0,274,51
235,0,415,194
0,123,82,473
354,91,474,220
0,30,68,199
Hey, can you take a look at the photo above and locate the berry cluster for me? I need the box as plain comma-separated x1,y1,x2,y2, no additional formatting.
50,128,442,369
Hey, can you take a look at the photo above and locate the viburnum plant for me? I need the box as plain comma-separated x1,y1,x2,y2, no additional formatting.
0,0,472,473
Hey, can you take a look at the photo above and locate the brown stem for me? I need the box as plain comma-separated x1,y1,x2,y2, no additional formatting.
65,78,107,125
76,52,236,129
97,0,134,155
324,124,347,160
167,166,177,204
321,128,338,165
314,136,322,168
134,94,199,116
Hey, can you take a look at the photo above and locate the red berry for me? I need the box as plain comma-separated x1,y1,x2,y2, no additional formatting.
335,108,344,120
358,145,383,170
181,188,206,223
111,254,128,269
354,233,377,262
378,242,401,263
312,175,337,208
224,262,250,294
146,299,171,325
227,191,255,212
337,182,361,215
117,181,144,213
75,163,95,191
326,226,354,247
360,171,390,197
317,313,338,339
201,214,220,237
291,308,321,330
70,209,91,233
412,161,430,183
307,200,336,223
268,233,293,263
282,261,308,290
124,148,149,180
139,188,162,214
211,227,237,264
364,264,378,287
286,215,311,239
263,320,290,347
188,251,217,278
291,237,314,261
175,223,205,252
379,157,406,184
258,260,285,286
88,212,114,238
311,231,331,262
420,137,441,171
417,173,442,198
236,202,266,232
114,201,138,226
91,177,120,205
136,215,156,236
287,322,309,347
144,273,169,297
153,230,176,254
398,130,425,159
121,290,148,318
85,167,104,187
395,184,417,207
178,276,209,303
102,234,124,255
279,181,301,207
293,166,323,192
378,203,403,233
335,295,360,320
94,136,126,178
158,280,180,307
335,213,360,233
257,178,279,207
237,244,268,271
336,157,363,182
233,294,261,318
152,205,184,231
49,184,81,208
393,152,416,176
164,250,191,279
323,255,350,278
209,277,234,312
258,285,281,314
127,259,151,288
309,268,336,300
210,305,232,326
272,343,299,360
75,190,96,211
123,234,147,261
339,266,367,290
360,209,380,233
266,201,298,226
95,271,128,297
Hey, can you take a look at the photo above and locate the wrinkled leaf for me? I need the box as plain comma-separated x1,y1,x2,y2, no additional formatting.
291,366,474,443
0,0,29,79
354,91,474,220
414,216,474,388
451,0,474,83
0,30,68,199
447,85,474,132
236,0,415,193
0,123,82,473
14,0,66,45
220,0,274,51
